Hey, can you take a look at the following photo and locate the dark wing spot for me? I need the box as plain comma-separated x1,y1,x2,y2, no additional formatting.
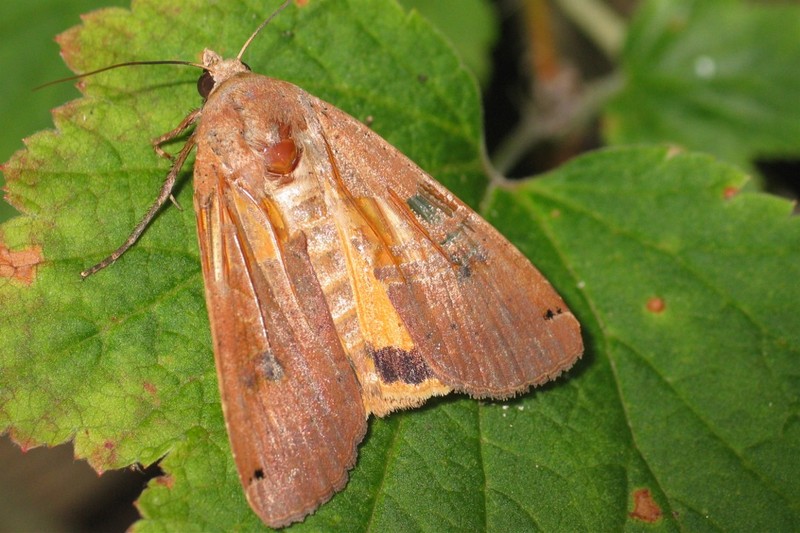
259,350,284,381
543,307,564,320
407,194,440,224
369,345,433,385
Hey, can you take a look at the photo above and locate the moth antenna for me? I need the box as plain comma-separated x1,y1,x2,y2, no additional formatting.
237,0,292,60
34,60,204,90
40,0,291,90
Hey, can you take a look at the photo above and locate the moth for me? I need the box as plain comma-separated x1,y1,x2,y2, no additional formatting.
77,1,583,528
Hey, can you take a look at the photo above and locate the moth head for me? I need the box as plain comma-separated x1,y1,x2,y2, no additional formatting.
197,49,251,100
194,0,290,100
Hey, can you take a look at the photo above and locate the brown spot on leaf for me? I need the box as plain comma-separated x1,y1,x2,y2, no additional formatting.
142,382,160,406
0,243,42,285
723,186,739,199
629,488,662,523
369,345,433,385
11,433,37,453
155,474,175,489
91,440,118,473
665,145,683,158
646,297,665,313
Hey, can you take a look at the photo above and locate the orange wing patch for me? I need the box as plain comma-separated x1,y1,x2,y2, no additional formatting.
321,142,452,416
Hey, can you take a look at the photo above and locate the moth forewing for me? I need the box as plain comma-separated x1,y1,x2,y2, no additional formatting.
77,2,583,528
311,97,583,396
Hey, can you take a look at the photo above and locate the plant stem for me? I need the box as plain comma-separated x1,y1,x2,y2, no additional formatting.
554,0,627,59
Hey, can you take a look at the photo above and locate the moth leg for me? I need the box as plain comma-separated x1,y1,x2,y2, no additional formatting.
80,131,198,279
152,109,202,209
152,108,202,160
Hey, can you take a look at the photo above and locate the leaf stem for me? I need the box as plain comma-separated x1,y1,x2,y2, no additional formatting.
552,0,627,60
490,72,624,176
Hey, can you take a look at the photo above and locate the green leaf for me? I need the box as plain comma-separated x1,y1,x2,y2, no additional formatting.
398,0,498,85
0,0,129,223
487,147,799,531
2,1,798,532
604,0,800,168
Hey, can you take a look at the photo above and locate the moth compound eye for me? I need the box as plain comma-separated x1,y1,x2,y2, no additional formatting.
242,62,252,71
197,70,215,99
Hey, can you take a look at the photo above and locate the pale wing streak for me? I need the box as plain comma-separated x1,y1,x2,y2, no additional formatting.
219,180,354,477
208,180,289,475
321,137,410,279
205,173,341,498
217,180,273,357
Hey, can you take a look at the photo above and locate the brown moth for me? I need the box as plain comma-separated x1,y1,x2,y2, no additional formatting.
78,1,583,528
